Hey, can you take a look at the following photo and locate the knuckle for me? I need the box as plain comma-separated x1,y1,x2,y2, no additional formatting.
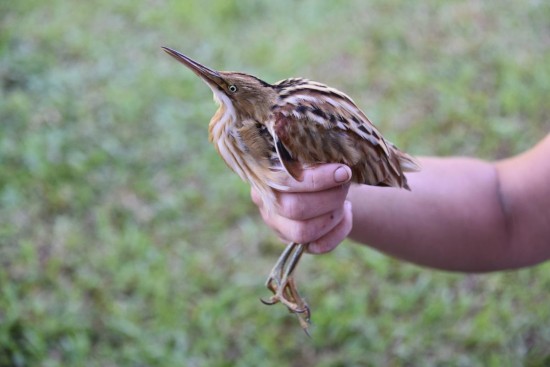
250,188,261,206
258,208,271,226
343,215,353,237
331,206,345,224
308,172,320,191
290,221,315,244
304,164,339,191
279,195,307,220
258,207,278,231
306,165,329,191
258,207,268,221
344,201,353,233
274,228,289,243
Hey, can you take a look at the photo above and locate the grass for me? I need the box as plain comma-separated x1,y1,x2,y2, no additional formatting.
1,0,550,366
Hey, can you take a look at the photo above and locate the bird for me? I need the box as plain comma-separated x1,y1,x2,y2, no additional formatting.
162,46,420,333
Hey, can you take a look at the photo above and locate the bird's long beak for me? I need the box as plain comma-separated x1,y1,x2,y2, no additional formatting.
162,47,225,89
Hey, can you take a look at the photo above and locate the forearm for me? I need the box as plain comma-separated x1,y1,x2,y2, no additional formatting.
253,136,550,271
348,157,516,272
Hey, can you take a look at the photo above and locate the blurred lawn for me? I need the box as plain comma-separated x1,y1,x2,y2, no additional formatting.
1,0,550,366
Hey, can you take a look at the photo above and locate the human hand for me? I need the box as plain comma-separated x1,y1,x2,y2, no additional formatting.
251,164,353,254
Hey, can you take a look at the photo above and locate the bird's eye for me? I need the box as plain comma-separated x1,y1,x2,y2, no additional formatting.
228,85,238,93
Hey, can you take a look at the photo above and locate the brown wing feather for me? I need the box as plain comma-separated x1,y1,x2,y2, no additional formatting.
270,92,419,189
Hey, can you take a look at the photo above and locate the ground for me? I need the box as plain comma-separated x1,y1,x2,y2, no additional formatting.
1,1,550,366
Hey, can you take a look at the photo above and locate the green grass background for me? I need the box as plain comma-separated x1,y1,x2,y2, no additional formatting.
1,1,550,366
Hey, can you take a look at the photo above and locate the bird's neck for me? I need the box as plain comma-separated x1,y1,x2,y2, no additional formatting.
208,93,237,143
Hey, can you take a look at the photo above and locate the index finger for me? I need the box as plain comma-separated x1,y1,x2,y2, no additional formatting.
277,164,352,193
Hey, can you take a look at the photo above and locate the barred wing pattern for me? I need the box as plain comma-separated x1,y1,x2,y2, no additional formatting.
269,78,420,189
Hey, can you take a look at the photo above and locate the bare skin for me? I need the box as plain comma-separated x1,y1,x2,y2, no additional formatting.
251,134,550,272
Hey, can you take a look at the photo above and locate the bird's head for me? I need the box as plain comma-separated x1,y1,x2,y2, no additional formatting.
162,47,277,122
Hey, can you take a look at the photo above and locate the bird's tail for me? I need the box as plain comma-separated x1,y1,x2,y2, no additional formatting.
397,150,421,172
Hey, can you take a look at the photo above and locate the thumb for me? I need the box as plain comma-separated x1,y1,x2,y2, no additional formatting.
283,164,352,193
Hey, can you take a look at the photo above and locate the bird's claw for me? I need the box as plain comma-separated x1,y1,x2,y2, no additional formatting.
261,243,311,333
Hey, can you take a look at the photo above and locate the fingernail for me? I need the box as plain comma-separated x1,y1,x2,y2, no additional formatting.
334,166,351,183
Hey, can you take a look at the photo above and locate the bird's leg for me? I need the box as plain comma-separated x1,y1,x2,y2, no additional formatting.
263,242,296,293
284,276,311,335
261,243,311,331
262,243,305,309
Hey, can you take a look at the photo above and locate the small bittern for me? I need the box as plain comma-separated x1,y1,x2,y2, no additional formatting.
162,46,420,333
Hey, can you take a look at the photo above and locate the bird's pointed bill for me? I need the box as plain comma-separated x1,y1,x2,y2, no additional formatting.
162,47,224,89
